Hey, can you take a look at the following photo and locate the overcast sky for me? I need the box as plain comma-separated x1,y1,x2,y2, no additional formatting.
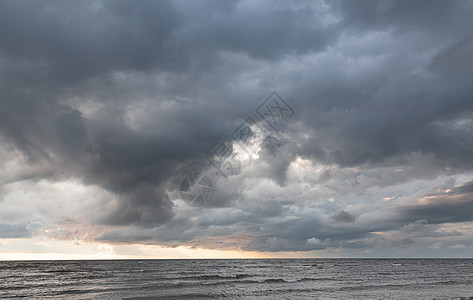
1,0,473,259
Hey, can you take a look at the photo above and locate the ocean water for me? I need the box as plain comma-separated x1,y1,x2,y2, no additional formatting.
0,259,472,299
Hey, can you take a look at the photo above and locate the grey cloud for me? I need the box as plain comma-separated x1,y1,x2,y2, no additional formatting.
395,181,473,225
338,0,473,35
0,223,32,238
0,0,341,229
399,219,462,237
390,238,415,249
331,210,356,223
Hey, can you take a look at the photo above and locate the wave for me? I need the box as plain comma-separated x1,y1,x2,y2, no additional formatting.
196,273,252,279
199,277,311,286
263,278,306,283
282,265,312,268
95,269,144,274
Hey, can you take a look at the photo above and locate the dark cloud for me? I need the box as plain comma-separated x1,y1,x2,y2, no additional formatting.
395,181,473,225
331,210,356,223
339,0,473,34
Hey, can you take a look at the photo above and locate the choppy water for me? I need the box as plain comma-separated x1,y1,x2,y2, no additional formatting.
1,259,472,299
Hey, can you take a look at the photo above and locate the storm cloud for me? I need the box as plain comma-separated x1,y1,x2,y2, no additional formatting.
1,0,473,257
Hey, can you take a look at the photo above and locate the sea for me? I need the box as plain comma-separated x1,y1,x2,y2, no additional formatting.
1,259,472,299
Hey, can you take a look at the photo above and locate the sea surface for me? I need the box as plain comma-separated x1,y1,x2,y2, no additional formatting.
1,259,472,299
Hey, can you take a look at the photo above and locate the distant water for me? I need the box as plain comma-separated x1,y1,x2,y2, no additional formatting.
1,259,472,299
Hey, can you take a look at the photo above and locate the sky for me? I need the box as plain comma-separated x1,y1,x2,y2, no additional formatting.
1,0,473,259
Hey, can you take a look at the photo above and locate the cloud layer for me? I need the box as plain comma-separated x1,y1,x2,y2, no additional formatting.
1,0,473,257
